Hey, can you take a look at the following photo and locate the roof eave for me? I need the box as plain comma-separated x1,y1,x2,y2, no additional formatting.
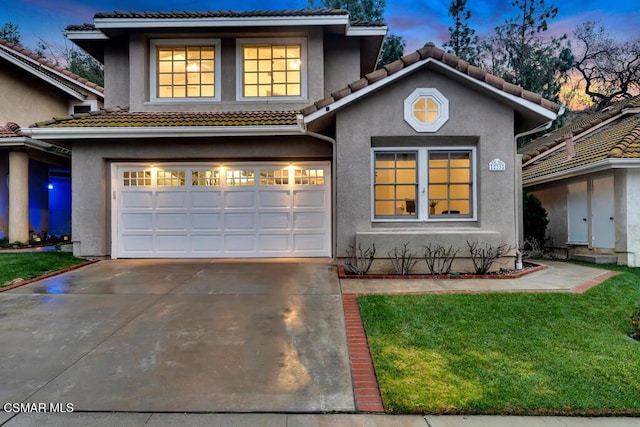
93,15,350,30
303,58,558,127
21,125,303,140
0,44,104,98
64,29,109,41
345,26,387,36
0,49,86,101
523,158,640,187
0,137,71,157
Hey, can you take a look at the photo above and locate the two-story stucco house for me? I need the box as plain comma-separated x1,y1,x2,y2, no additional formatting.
21,9,561,271
0,39,104,242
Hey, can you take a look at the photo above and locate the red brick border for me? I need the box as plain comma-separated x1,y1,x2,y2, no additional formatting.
342,293,384,413
571,270,621,294
0,259,100,293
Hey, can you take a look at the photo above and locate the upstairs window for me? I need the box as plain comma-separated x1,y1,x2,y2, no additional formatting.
150,39,220,102
237,38,306,100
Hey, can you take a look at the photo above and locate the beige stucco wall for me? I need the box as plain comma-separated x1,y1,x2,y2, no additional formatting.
334,67,520,272
104,28,367,112
0,67,71,127
71,136,332,257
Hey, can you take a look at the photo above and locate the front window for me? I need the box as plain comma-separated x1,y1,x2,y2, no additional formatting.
428,151,472,216
237,38,306,100
150,39,220,102
374,152,418,217
372,148,475,220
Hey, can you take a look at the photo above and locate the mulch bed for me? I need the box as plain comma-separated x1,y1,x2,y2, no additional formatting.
338,261,546,279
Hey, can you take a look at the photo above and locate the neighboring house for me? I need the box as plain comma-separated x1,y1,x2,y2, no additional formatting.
21,9,560,271
521,96,640,266
0,39,104,242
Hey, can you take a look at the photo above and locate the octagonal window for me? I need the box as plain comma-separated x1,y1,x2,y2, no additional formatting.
404,88,449,132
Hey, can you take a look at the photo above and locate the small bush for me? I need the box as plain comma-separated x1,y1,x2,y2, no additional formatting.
388,243,419,275
523,192,549,251
631,303,640,340
423,243,459,275
344,243,376,275
467,240,510,274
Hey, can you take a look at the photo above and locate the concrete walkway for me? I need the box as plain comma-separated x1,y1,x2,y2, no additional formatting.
3,413,638,426
340,260,618,294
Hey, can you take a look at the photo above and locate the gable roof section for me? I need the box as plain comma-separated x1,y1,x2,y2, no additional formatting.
300,42,561,129
23,108,300,139
0,39,104,99
522,116,640,184
519,95,640,163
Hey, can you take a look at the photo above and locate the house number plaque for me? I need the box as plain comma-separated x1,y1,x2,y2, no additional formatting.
489,158,506,171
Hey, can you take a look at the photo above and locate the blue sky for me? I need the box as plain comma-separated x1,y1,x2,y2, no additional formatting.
2,0,638,53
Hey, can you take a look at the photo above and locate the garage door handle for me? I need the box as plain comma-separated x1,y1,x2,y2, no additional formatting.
610,216,614,221
582,218,587,222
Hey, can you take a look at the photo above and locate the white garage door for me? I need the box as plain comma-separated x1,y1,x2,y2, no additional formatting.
113,162,330,258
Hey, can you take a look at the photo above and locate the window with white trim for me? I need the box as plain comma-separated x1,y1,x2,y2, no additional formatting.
150,39,221,102
403,88,449,132
372,147,476,220
237,38,306,100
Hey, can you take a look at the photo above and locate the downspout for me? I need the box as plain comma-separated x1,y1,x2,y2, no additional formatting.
513,106,565,269
297,114,338,263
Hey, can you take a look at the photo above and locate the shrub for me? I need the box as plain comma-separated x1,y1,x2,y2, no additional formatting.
467,240,510,274
423,243,459,275
631,303,640,340
523,192,549,251
388,243,419,275
344,243,376,275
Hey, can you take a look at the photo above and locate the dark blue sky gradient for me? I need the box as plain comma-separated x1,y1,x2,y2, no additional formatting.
2,0,638,54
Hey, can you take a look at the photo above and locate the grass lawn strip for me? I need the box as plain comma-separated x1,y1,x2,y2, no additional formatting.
358,263,640,415
0,252,88,287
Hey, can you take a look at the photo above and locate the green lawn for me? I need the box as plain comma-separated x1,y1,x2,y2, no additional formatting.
358,264,640,415
0,252,87,287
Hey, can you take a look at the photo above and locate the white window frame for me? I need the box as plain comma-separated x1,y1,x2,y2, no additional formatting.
404,88,449,132
235,37,308,101
371,147,477,222
149,38,221,103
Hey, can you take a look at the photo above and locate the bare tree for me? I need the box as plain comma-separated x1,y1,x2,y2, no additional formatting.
573,21,640,108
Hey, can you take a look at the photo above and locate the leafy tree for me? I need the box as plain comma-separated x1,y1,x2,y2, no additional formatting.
573,21,640,108
0,22,21,44
309,0,385,21
33,39,104,87
67,48,104,87
308,0,404,68
478,0,573,103
378,34,405,68
443,0,479,64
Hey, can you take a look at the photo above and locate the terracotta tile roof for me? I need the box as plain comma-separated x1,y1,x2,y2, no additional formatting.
522,116,640,182
0,122,21,138
519,95,640,162
300,42,561,117
67,9,384,31
29,108,298,128
93,9,350,19
0,39,104,94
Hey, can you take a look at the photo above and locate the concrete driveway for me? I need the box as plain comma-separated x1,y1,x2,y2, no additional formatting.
0,259,353,422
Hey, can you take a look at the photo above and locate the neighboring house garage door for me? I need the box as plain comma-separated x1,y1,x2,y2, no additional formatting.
113,162,330,258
